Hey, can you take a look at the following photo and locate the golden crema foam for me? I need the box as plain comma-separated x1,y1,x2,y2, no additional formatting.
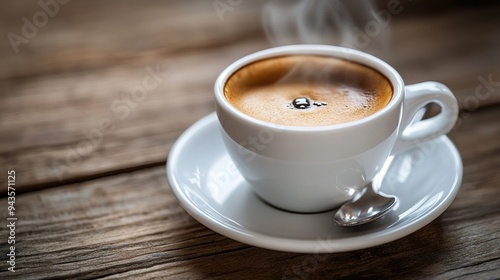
224,55,393,126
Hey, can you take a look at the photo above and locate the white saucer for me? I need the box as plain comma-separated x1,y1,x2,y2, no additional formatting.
167,113,463,253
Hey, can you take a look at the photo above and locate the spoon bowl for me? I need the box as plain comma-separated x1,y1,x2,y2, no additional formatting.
333,182,397,227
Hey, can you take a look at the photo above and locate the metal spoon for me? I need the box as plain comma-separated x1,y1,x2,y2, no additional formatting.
333,181,396,227
332,109,425,227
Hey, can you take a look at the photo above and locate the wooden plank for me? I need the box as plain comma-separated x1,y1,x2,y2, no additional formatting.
1,2,500,190
1,106,499,279
0,37,271,191
0,0,265,79
0,0,270,190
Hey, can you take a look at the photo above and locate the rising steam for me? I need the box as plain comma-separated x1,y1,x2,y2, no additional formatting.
262,0,391,56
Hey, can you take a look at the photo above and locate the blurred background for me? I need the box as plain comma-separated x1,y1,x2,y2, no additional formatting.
0,0,499,190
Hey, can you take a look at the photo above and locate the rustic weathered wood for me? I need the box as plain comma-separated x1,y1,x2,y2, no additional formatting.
0,106,499,279
0,0,266,80
0,0,269,191
1,1,500,191
0,38,270,191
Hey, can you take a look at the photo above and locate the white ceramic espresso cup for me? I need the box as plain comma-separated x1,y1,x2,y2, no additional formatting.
214,45,458,213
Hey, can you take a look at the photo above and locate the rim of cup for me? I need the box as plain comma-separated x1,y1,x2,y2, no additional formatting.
214,44,405,132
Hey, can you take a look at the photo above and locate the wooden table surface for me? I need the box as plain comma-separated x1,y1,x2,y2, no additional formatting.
1,1,499,279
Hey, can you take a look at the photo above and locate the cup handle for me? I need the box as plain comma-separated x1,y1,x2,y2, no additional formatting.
392,81,459,154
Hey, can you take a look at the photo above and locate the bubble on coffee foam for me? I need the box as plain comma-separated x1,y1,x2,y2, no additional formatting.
289,97,328,109
313,101,327,106
292,97,310,109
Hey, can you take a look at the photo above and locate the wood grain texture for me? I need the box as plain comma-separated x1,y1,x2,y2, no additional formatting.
1,1,500,191
0,0,270,191
0,0,265,80
0,37,269,191
0,104,499,280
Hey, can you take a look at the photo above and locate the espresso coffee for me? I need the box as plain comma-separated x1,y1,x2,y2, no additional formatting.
224,55,393,126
